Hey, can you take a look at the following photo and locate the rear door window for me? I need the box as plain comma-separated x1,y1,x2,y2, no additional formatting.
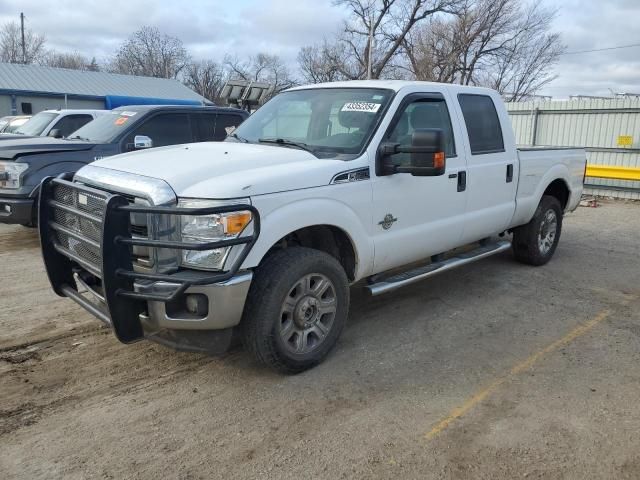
458,94,504,154
193,113,217,141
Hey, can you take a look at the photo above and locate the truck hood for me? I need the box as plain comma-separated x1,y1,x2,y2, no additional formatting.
0,137,96,160
88,142,352,198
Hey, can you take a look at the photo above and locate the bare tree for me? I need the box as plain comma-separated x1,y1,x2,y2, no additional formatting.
43,51,93,70
109,26,190,79
0,21,46,64
331,0,460,80
407,0,564,99
184,60,227,102
297,42,351,83
225,53,296,95
482,4,564,100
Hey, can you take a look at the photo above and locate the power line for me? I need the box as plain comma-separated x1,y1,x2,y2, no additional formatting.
561,43,640,55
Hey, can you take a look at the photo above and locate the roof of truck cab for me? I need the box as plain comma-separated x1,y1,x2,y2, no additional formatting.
110,105,248,115
287,80,497,94
40,109,109,115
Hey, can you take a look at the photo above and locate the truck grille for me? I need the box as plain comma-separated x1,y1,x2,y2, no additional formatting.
51,183,108,275
40,175,260,342
49,182,154,276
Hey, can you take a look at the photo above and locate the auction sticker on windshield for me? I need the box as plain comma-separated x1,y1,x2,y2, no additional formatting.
341,102,381,113
114,117,128,126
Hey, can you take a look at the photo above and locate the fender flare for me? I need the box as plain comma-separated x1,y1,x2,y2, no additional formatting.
512,163,573,227
240,198,374,281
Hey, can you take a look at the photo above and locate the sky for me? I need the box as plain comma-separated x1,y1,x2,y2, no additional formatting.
0,0,638,99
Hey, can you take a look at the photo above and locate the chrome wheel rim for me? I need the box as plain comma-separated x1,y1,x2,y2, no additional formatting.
279,273,337,355
538,209,557,255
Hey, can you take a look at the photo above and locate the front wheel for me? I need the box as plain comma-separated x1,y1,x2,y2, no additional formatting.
512,195,563,266
241,247,350,374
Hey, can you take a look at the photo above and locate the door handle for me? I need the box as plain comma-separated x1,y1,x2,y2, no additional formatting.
457,171,466,192
506,164,514,183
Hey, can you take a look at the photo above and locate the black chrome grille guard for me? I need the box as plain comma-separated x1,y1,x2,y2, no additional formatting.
38,175,260,343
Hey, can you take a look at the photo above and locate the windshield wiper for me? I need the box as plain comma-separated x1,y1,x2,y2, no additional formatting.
66,135,90,142
258,137,316,154
229,132,249,143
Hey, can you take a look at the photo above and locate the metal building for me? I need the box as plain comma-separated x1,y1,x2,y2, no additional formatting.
0,62,207,116
507,98,640,200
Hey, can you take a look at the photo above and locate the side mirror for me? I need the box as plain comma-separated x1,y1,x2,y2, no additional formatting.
48,129,62,139
377,128,446,177
134,135,153,150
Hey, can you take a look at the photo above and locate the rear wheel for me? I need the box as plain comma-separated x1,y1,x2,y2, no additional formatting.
512,195,563,266
241,247,350,374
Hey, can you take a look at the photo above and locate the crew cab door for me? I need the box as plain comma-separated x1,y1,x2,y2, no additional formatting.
455,93,518,242
371,93,468,273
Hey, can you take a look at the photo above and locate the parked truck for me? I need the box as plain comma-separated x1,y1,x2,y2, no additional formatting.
0,109,108,140
0,105,248,226
38,81,586,373
0,115,31,133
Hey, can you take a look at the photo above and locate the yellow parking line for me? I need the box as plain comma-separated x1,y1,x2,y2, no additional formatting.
425,309,612,440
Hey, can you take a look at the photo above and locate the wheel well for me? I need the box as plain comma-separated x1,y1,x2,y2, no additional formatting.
543,179,570,209
264,225,357,281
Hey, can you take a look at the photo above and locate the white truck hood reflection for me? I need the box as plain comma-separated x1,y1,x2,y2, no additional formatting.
89,141,350,198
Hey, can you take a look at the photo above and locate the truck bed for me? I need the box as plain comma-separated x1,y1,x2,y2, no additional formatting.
510,147,586,227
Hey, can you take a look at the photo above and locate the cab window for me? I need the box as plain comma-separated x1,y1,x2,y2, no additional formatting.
458,94,504,154
123,113,192,148
52,114,93,137
385,98,456,165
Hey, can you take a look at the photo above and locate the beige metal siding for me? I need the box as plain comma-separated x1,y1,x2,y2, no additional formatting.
507,99,640,200
13,96,104,115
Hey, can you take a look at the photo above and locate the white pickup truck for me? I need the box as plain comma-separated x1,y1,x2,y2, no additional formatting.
0,109,108,140
38,81,586,373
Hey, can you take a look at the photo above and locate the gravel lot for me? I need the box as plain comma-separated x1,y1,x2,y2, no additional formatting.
1,200,639,479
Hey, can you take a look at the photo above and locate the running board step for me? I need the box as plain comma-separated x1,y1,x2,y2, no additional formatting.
366,240,512,296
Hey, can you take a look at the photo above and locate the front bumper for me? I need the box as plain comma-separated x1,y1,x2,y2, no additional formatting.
137,271,253,331
0,197,34,224
38,176,260,352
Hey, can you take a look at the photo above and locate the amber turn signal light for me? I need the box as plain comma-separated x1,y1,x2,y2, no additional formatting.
434,152,445,169
224,212,252,235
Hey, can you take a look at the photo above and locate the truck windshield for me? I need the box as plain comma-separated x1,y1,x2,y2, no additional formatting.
230,88,393,158
66,111,140,143
14,112,57,136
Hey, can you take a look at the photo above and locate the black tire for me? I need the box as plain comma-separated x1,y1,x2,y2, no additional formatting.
241,247,350,374
512,195,563,266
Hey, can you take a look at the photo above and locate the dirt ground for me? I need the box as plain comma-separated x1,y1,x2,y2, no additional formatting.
1,200,639,480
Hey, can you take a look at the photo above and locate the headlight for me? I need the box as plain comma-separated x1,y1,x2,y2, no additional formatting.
0,162,28,189
178,198,253,271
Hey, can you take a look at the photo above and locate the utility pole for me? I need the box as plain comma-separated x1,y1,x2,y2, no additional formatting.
367,11,374,79
20,12,26,64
